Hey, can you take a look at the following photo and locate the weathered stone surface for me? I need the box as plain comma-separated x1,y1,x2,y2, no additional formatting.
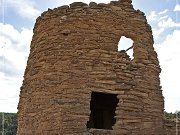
89,2,97,7
17,0,174,135
164,119,180,135
70,2,88,8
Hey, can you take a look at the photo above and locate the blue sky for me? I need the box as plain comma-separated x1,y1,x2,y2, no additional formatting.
0,0,180,113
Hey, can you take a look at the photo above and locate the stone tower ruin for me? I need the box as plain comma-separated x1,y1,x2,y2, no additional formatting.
17,0,167,134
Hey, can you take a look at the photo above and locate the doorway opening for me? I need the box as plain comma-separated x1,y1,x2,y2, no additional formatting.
87,92,119,130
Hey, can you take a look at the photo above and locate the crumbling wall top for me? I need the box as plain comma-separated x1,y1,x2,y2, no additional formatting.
32,0,159,66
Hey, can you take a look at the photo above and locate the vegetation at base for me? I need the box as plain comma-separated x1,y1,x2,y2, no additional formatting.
164,111,180,119
0,111,179,134
0,113,17,135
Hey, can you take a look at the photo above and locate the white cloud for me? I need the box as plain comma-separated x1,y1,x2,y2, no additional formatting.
147,9,169,22
0,23,20,42
0,73,22,112
147,11,157,22
174,4,180,11
0,23,32,70
159,15,169,21
159,9,168,15
152,28,165,40
146,8,180,40
0,23,32,112
158,17,180,28
5,0,41,19
155,30,180,112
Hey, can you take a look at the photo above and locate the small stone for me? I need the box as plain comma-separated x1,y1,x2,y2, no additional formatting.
58,5,69,10
89,2,97,7
70,2,88,8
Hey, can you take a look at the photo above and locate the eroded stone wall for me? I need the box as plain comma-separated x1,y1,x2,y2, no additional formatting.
164,119,180,135
17,0,165,134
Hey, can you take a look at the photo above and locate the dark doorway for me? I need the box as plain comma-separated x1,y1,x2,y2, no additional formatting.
87,92,119,129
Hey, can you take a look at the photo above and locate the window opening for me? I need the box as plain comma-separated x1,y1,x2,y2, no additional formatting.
118,36,134,59
87,92,119,130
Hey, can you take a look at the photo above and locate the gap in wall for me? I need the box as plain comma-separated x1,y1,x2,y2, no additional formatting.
87,92,119,130
118,36,134,59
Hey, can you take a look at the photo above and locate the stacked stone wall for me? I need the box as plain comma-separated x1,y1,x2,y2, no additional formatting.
17,0,167,134
164,119,180,135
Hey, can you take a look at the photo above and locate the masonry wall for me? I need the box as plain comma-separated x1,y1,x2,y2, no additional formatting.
164,119,180,135
17,0,165,134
